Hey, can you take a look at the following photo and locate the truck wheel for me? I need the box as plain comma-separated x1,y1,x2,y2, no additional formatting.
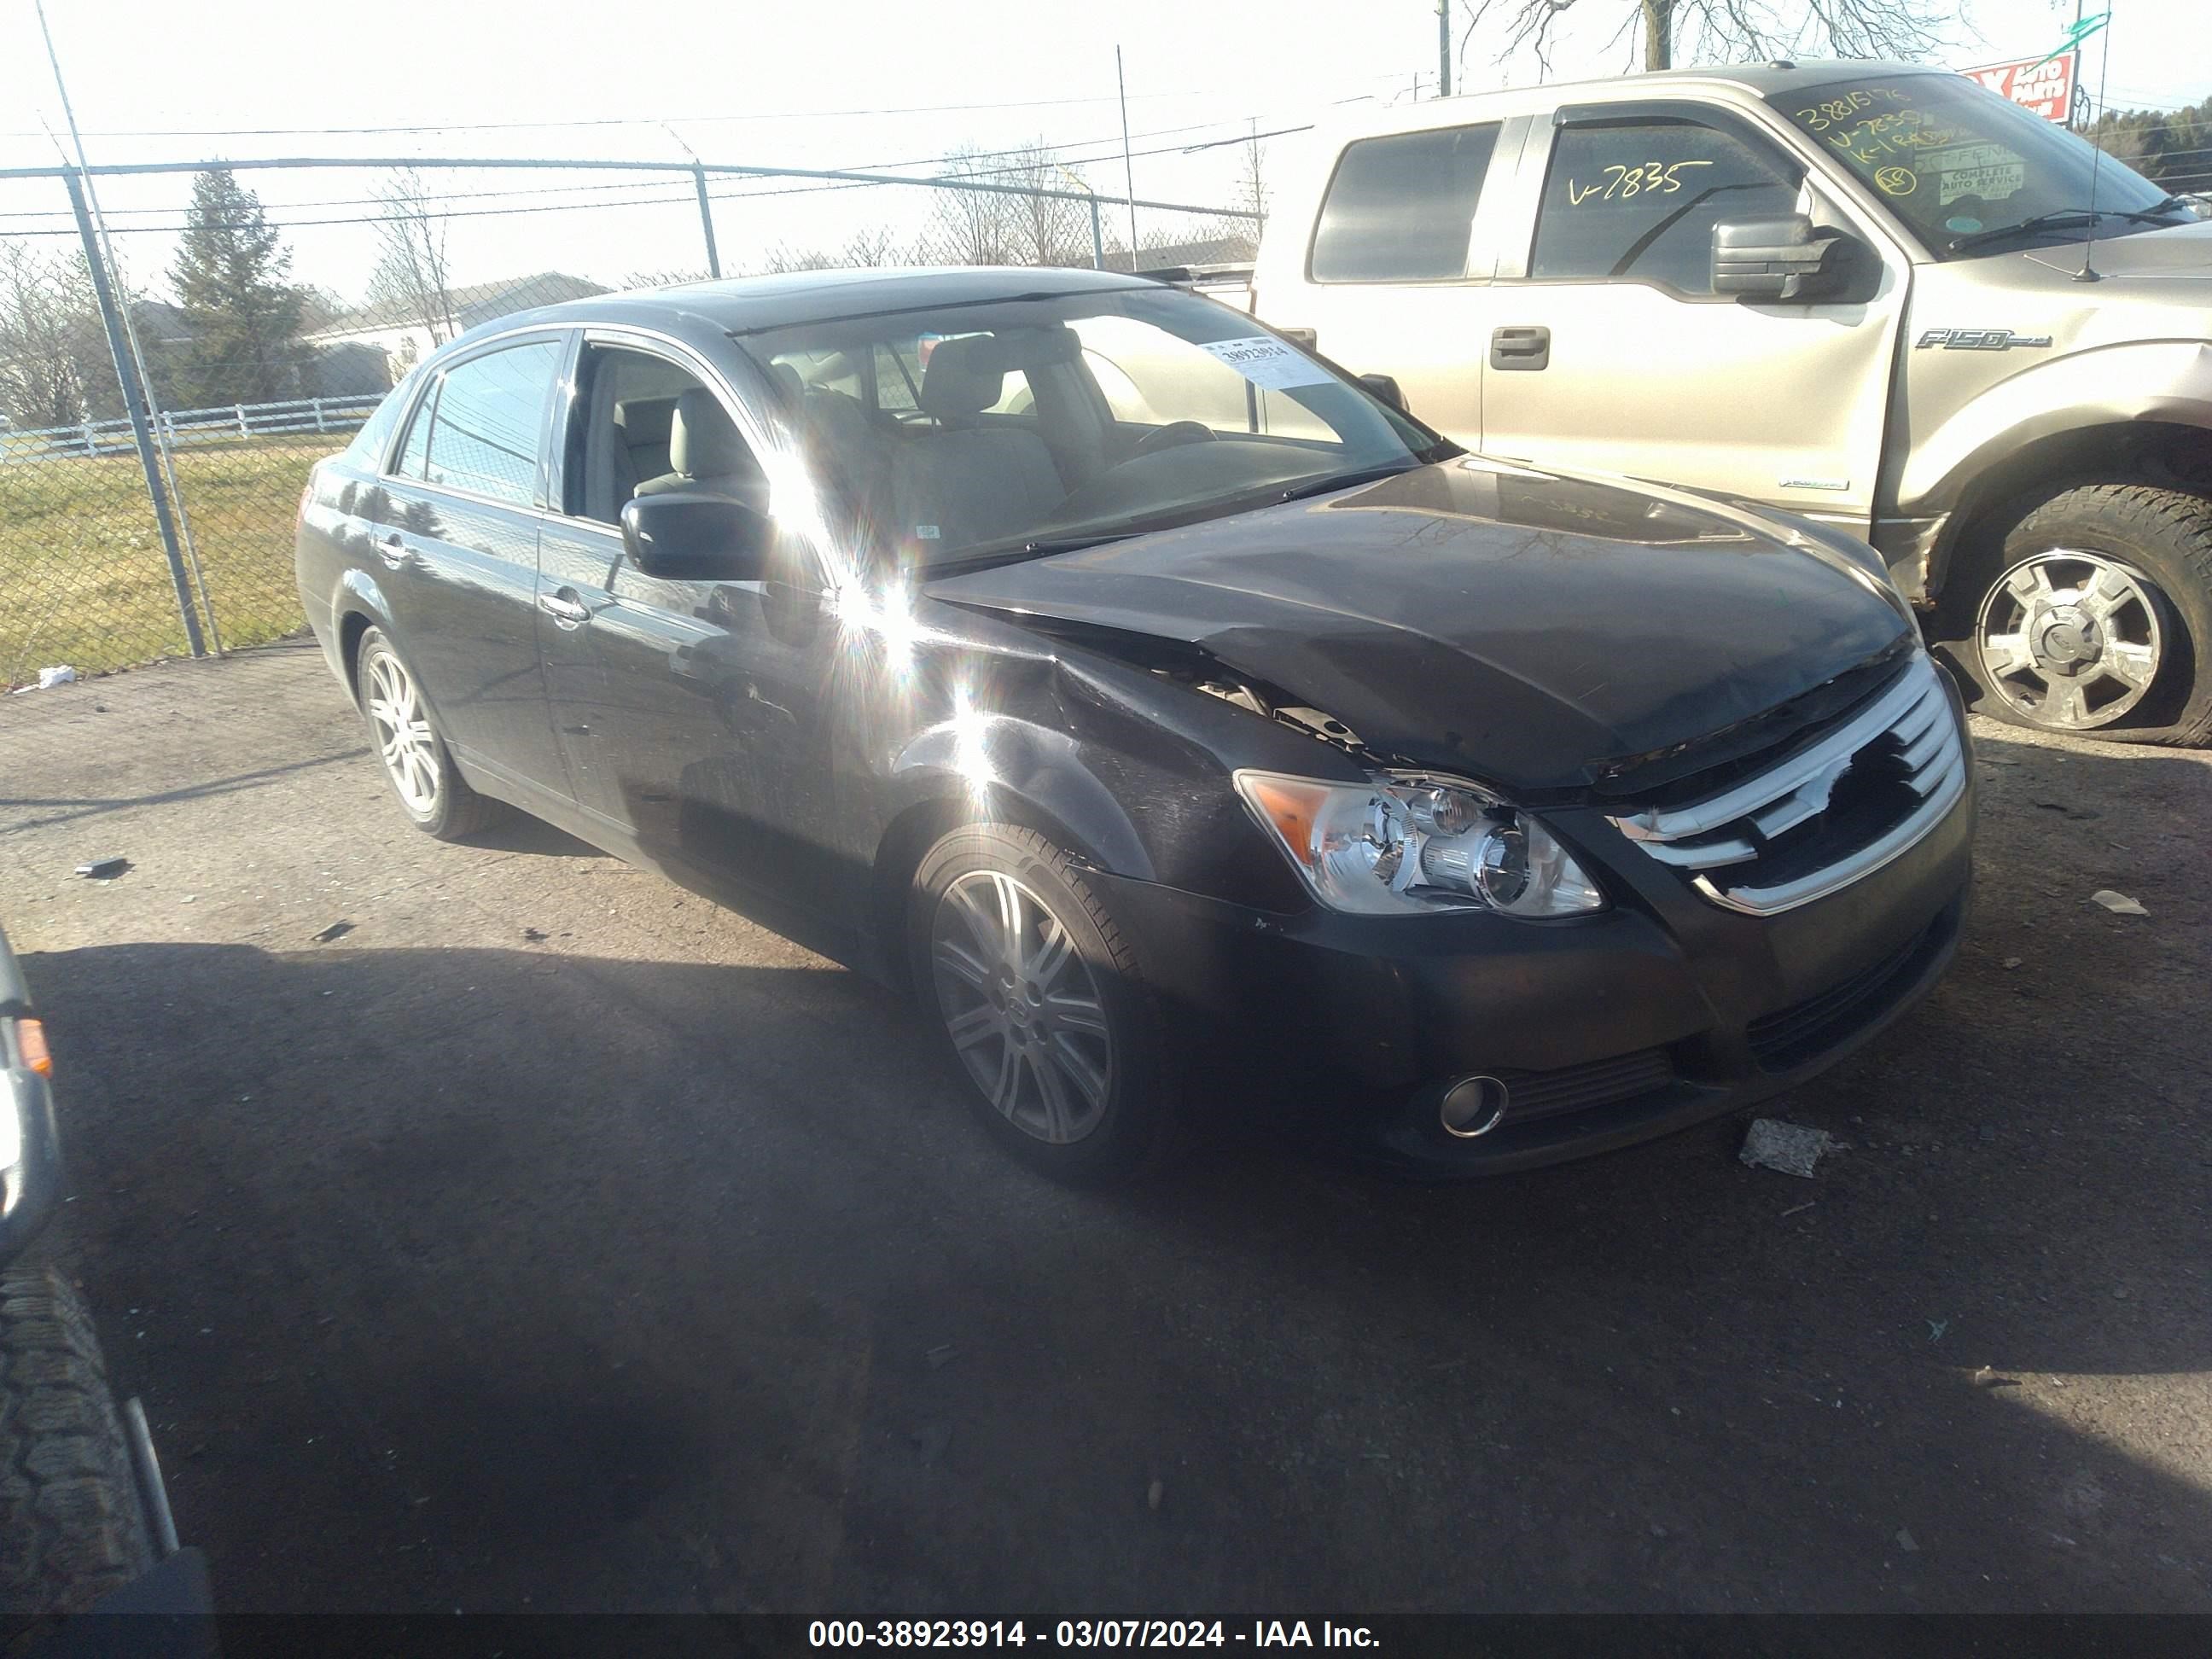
0,1264,155,1616
1938,484,2212,745
909,824,1179,1184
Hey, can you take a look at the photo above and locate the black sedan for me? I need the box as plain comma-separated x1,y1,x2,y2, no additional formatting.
295,266,1971,1180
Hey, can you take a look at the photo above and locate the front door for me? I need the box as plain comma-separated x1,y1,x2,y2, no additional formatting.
1476,102,1906,533
371,334,570,789
536,337,841,916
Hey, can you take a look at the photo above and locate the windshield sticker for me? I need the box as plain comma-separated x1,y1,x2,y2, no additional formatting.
1939,160,2024,204
1196,336,1336,392
1946,215,1985,232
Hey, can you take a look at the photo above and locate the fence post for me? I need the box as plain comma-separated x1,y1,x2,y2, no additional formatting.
62,170,206,659
313,398,325,433
693,163,723,279
235,403,248,438
80,420,95,457
1090,198,1104,270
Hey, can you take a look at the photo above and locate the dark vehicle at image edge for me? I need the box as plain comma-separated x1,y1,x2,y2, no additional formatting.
294,266,1972,1180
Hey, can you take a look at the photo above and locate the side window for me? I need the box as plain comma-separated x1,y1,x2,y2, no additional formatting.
391,383,434,480
1309,123,1501,282
420,339,564,506
569,344,763,527
1530,117,1803,294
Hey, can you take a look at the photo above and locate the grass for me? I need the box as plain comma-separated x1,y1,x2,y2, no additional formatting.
0,434,341,688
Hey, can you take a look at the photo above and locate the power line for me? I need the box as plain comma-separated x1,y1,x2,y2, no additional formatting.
0,70,1407,142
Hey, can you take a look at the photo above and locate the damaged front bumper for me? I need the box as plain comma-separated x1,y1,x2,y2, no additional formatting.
1091,768,1973,1177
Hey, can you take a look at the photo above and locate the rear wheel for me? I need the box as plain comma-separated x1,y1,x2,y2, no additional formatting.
356,626,504,839
909,824,1178,1183
0,1265,154,1616
1937,483,2212,745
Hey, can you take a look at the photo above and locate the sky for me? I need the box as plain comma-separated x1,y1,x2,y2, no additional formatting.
0,0,2203,307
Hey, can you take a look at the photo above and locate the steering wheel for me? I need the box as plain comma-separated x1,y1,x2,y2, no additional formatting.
1127,420,1219,460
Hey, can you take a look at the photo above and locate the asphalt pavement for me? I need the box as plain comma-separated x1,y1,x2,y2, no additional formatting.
0,640,2205,1613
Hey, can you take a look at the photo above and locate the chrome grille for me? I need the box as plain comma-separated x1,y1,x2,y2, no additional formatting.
1606,656,1966,917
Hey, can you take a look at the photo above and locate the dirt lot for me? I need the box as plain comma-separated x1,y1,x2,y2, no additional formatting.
0,640,2205,1614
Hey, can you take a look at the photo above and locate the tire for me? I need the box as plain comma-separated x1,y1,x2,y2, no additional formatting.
909,824,1179,1184
1934,483,2212,746
355,626,505,839
0,1264,154,1616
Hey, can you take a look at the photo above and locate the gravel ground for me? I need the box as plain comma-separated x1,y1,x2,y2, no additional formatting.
0,640,2205,1614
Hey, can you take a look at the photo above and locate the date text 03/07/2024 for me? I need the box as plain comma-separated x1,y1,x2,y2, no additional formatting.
807,1622,1380,1649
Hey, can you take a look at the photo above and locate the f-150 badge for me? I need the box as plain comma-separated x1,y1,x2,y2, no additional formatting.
1916,329,2055,350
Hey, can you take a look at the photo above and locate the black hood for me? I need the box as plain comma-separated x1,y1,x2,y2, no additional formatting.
927,457,1914,793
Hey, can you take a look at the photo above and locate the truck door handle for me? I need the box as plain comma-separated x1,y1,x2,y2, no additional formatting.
377,533,412,570
1490,326,1551,370
537,589,591,628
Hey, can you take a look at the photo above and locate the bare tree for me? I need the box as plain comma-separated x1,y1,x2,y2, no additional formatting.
841,225,900,267
0,243,100,430
758,242,841,275
930,145,1019,266
998,143,1091,267
1239,123,1269,233
367,166,458,344
1458,0,1951,76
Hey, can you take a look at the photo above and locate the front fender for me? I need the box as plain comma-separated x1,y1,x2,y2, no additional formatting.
886,715,1156,882
1898,339,2212,519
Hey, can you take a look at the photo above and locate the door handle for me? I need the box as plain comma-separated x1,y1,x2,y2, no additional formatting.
1490,325,1551,371
537,589,591,628
376,533,412,570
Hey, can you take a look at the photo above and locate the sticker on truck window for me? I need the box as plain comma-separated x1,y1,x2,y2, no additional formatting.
1932,143,2024,204
1196,336,1336,391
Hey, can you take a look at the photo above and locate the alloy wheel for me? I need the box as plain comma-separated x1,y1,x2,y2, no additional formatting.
929,869,1115,1144
364,649,440,815
1975,549,2164,731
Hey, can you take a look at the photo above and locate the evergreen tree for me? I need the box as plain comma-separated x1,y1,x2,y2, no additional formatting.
168,167,305,406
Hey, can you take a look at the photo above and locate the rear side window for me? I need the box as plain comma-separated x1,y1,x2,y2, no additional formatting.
392,387,434,480
1309,123,1500,282
1530,117,1802,294
418,339,565,506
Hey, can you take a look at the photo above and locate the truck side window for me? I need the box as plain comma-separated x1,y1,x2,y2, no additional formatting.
1530,118,1802,294
1310,123,1500,282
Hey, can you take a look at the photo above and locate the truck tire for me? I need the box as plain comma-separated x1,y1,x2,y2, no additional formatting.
1936,483,2212,746
0,1264,154,1616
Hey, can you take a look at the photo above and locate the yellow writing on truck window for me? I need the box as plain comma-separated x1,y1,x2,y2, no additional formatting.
1564,160,1714,206
1795,87,1913,131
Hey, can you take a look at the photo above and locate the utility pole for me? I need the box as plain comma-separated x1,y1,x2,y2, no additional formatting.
1437,0,1452,97
1117,46,1139,266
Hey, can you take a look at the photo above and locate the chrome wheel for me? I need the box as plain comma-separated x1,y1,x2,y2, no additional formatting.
364,648,440,815
1975,550,2164,731
929,870,1114,1145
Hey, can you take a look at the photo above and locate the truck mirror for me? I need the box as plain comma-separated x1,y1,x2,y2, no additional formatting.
1358,373,1408,414
1711,213,1856,303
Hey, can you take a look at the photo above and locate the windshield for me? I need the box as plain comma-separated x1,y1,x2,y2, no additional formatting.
733,286,1446,569
1773,73,2182,256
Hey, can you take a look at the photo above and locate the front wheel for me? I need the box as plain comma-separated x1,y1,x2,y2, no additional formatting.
1937,483,2212,745
909,824,1179,1184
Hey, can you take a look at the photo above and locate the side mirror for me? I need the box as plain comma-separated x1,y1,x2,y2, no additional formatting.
620,492,771,582
1711,213,1858,302
1358,373,1408,414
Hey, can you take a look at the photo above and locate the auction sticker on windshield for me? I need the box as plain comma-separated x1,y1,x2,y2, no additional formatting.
1197,335,1337,391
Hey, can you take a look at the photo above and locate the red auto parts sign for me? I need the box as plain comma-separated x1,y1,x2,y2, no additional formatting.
1959,52,2078,123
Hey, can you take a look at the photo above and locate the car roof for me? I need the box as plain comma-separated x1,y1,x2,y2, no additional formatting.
456,265,1161,351
1326,59,1950,137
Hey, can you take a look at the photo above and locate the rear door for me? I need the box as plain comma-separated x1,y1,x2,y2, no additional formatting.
1475,101,1906,533
371,333,570,791
1263,118,1516,445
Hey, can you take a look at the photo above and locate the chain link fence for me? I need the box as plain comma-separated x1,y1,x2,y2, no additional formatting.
0,156,1260,690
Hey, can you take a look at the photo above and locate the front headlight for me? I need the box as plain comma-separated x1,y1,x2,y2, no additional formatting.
1234,770,1605,917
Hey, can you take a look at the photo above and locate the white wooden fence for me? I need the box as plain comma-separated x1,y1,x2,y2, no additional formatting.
0,393,385,462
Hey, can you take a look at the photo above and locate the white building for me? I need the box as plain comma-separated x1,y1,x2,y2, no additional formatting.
304,272,608,387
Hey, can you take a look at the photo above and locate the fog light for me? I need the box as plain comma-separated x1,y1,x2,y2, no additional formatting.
1440,1074,1510,1138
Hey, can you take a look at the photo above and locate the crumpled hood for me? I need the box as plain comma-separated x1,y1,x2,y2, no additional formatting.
928,457,1913,793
